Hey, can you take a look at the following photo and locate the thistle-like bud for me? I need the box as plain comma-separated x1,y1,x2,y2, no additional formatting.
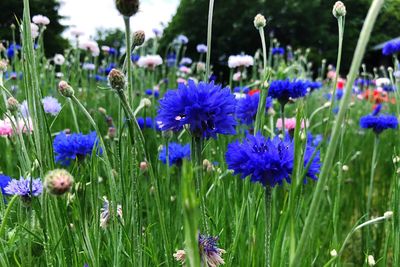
44,169,74,195
108,68,126,92
133,30,145,46
58,81,74,97
254,14,267,29
140,98,151,108
7,97,19,113
332,1,346,18
140,161,148,171
115,0,139,17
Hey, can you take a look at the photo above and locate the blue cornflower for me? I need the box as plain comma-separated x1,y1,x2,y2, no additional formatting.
306,81,322,91
0,174,11,196
382,40,400,56
268,79,309,105
53,131,101,166
7,44,22,58
166,53,176,67
176,34,189,45
105,63,117,75
131,54,140,62
272,47,285,55
360,114,398,134
196,44,207,54
233,86,250,94
307,132,323,147
235,93,273,125
108,48,117,56
145,89,160,98
180,57,192,66
226,133,320,186
42,96,61,116
137,117,154,129
4,177,43,197
157,80,237,139
159,142,190,166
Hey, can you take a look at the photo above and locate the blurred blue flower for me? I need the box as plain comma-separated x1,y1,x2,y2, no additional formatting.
157,80,237,139
180,57,192,66
176,34,189,45
0,174,11,196
131,54,140,62
235,93,273,125
272,47,285,55
159,142,190,166
382,40,400,56
196,44,207,54
53,131,101,166
268,79,309,104
42,96,61,116
166,53,176,67
145,89,160,98
7,44,21,58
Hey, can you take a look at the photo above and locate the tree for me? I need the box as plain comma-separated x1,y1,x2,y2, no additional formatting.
160,0,400,76
0,0,68,56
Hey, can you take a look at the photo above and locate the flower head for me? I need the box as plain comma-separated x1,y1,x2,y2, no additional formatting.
382,40,400,56
226,133,320,186
197,44,208,54
137,55,163,69
32,15,50,26
272,47,285,55
79,41,100,57
228,55,254,69
157,80,237,139
176,34,189,45
42,96,62,116
276,118,307,131
268,79,309,105
5,177,43,197
235,92,273,125
53,54,65,65
0,174,11,196
44,169,74,195
0,117,33,137
360,114,398,134
159,142,190,166
53,131,101,166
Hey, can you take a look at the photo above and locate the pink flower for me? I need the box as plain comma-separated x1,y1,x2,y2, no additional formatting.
32,15,50,26
79,41,100,57
232,71,242,81
276,117,307,131
179,66,191,74
137,55,163,69
177,78,187,84
327,70,336,80
0,117,33,137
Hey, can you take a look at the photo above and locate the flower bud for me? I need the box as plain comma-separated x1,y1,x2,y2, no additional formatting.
384,211,393,219
108,68,126,92
98,107,107,115
108,127,116,139
342,165,349,172
115,0,139,17
367,255,375,266
254,14,267,29
141,98,151,108
140,161,148,171
58,81,74,97
44,169,74,195
133,30,145,46
7,97,19,113
0,59,8,72
332,1,346,18
330,249,337,257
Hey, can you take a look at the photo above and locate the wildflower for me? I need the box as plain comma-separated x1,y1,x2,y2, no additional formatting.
332,1,346,18
70,29,84,38
254,14,267,29
137,55,163,69
140,161,148,171
235,93,273,125
108,68,126,92
5,177,43,198
174,234,226,267
44,169,74,195
226,133,320,186
7,97,20,113
53,131,101,166
382,40,400,56
156,80,237,139
272,47,285,55
197,62,206,72
180,57,193,66
159,142,190,166
137,117,155,130
79,41,100,57
153,28,162,37
360,114,398,134
0,117,33,137
276,118,307,131
133,30,145,46
176,34,189,45
58,81,74,97
115,0,139,17
32,15,50,26
6,44,21,59
197,44,208,54
53,54,65,65
82,63,96,71
0,174,11,196
367,255,376,266
100,196,123,229
268,79,309,105
228,55,254,69
30,23,39,39
42,96,61,116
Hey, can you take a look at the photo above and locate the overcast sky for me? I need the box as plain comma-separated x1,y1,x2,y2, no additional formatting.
59,0,179,41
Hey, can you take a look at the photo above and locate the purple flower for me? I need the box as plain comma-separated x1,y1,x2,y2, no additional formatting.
196,44,208,54
42,96,62,116
5,177,43,197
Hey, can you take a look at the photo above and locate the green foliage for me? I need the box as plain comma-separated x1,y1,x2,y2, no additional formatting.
0,0,68,55
161,0,400,74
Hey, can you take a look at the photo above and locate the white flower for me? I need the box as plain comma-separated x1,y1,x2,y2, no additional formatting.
330,249,338,257
101,46,110,53
375,77,390,87
53,54,65,65
228,55,254,68
137,55,163,69
232,71,242,81
367,255,375,266
70,29,84,38
32,15,50,26
79,41,100,57
31,23,39,39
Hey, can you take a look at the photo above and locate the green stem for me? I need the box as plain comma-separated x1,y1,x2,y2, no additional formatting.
264,186,272,267
205,0,215,81
291,1,385,264
123,16,133,103
0,195,18,237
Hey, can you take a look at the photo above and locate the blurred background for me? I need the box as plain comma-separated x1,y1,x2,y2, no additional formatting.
1,0,399,75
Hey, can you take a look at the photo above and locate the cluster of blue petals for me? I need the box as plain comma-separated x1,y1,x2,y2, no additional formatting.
226,133,320,187
268,79,309,104
360,114,398,134
159,142,190,166
235,93,273,125
157,80,237,139
382,40,400,56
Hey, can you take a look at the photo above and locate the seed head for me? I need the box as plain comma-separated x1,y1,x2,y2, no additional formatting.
133,30,145,46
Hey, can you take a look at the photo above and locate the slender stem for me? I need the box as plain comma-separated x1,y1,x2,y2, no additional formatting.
123,17,133,103
264,186,272,267
205,0,215,81
291,1,385,264
280,104,285,135
68,99,80,132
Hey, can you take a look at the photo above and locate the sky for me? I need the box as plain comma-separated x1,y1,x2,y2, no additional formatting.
59,0,179,41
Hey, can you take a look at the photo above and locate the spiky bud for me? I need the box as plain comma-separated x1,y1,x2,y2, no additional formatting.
44,169,74,195
254,14,267,29
108,68,126,92
7,97,19,113
332,1,346,18
133,30,145,46
115,0,139,17
58,81,74,97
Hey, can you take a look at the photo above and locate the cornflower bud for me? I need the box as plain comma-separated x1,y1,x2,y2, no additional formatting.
44,169,74,195
108,68,126,92
332,1,346,18
58,81,74,97
254,14,267,29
